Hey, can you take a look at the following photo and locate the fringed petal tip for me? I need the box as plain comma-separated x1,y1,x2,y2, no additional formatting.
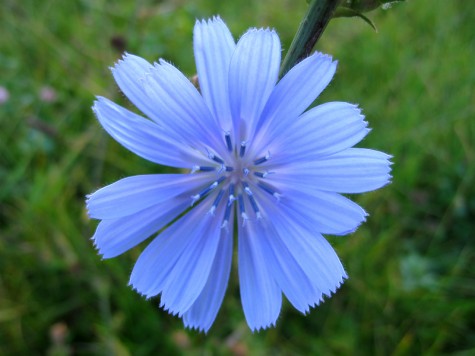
85,193,95,219
84,182,118,221
91,235,124,260
238,27,278,42
249,320,278,333
339,223,366,237
313,51,334,62
307,52,338,75
93,247,109,260
91,100,100,117
161,302,183,318
381,156,394,186
128,282,155,300
153,58,168,68
302,273,348,313
111,52,141,70
312,274,348,308
388,155,395,166
195,15,225,27
110,52,127,71
89,237,107,260
92,96,107,110
183,322,210,334
110,53,153,87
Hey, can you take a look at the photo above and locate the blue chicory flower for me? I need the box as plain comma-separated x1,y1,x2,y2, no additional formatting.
86,16,391,332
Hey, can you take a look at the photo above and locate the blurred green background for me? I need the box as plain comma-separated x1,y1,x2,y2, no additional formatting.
1,0,474,354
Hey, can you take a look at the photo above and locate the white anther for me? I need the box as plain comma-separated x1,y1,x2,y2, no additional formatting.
208,206,217,216
190,194,200,206
241,213,249,225
221,220,229,231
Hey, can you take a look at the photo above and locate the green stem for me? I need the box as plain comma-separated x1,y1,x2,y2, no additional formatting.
279,0,341,78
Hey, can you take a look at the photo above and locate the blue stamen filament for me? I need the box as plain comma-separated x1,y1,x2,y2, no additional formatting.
238,194,249,223
248,194,261,220
207,148,225,164
242,182,252,195
228,183,236,206
217,164,234,175
240,141,246,157
224,132,232,152
257,181,281,201
191,165,215,173
221,200,233,231
254,170,272,178
243,182,262,220
208,189,225,216
191,176,225,206
254,151,270,165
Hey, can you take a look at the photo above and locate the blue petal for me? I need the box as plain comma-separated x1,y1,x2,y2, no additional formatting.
93,97,210,168
258,191,347,297
92,196,189,258
141,60,223,153
238,219,282,331
111,53,160,123
228,28,281,144
87,174,212,219
261,184,367,236
129,198,223,316
273,148,392,194
275,228,347,303
243,219,317,314
253,52,337,151
194,17,235,133
183,212,234,332
267,102,371,164
237,186,347,321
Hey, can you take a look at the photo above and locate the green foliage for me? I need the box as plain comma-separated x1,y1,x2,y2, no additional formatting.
1,0,474,354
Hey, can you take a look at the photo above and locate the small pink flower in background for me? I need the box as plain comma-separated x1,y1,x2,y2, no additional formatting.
0,86,10,104
39,86,57,103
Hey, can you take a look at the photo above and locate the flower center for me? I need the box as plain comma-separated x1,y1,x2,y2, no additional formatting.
190,131,281,229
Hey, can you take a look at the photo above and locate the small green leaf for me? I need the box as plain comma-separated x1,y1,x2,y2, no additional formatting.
334,7,378,32
343,0,405,13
